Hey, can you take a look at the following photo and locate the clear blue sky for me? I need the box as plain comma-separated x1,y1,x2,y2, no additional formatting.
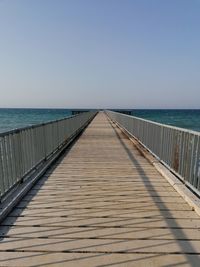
0,0,200,109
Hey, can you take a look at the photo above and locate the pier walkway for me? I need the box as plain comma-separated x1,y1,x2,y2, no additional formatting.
0,112,200,266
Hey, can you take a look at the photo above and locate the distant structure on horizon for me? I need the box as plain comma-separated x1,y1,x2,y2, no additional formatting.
72,109,132,115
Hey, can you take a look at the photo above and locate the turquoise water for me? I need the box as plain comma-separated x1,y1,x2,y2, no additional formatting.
0,109,71,133
131,109,200,132
0,109,200,133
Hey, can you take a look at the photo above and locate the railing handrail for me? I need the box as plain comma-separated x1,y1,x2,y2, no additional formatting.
0,111,97,200
0,113,81,137
106,110,200,196
107,110,200,136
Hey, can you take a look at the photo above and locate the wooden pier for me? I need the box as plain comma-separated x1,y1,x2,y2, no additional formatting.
0,112,200,266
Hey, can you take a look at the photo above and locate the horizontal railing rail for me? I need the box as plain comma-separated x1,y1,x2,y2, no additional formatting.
0,111,97,200
106,110,200,195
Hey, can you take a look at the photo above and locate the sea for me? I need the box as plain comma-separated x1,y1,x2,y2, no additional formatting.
0,108,200,134
131,109,200,132
0,108,72,134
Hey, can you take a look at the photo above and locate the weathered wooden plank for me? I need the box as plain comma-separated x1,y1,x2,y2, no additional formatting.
19,196,185,204
1,226,200,240
10,208,199,219
1,237,200,254
0,252,199,267
3,216,200,228
15,202,192,210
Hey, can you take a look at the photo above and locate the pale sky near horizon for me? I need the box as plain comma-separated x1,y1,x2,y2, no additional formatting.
0,0,200,109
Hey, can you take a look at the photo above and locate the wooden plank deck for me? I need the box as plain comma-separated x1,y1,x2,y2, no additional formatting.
0,112,200,266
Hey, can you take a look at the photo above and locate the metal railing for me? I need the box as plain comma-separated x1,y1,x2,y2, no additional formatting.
106,110,200,195
0,111,97,199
